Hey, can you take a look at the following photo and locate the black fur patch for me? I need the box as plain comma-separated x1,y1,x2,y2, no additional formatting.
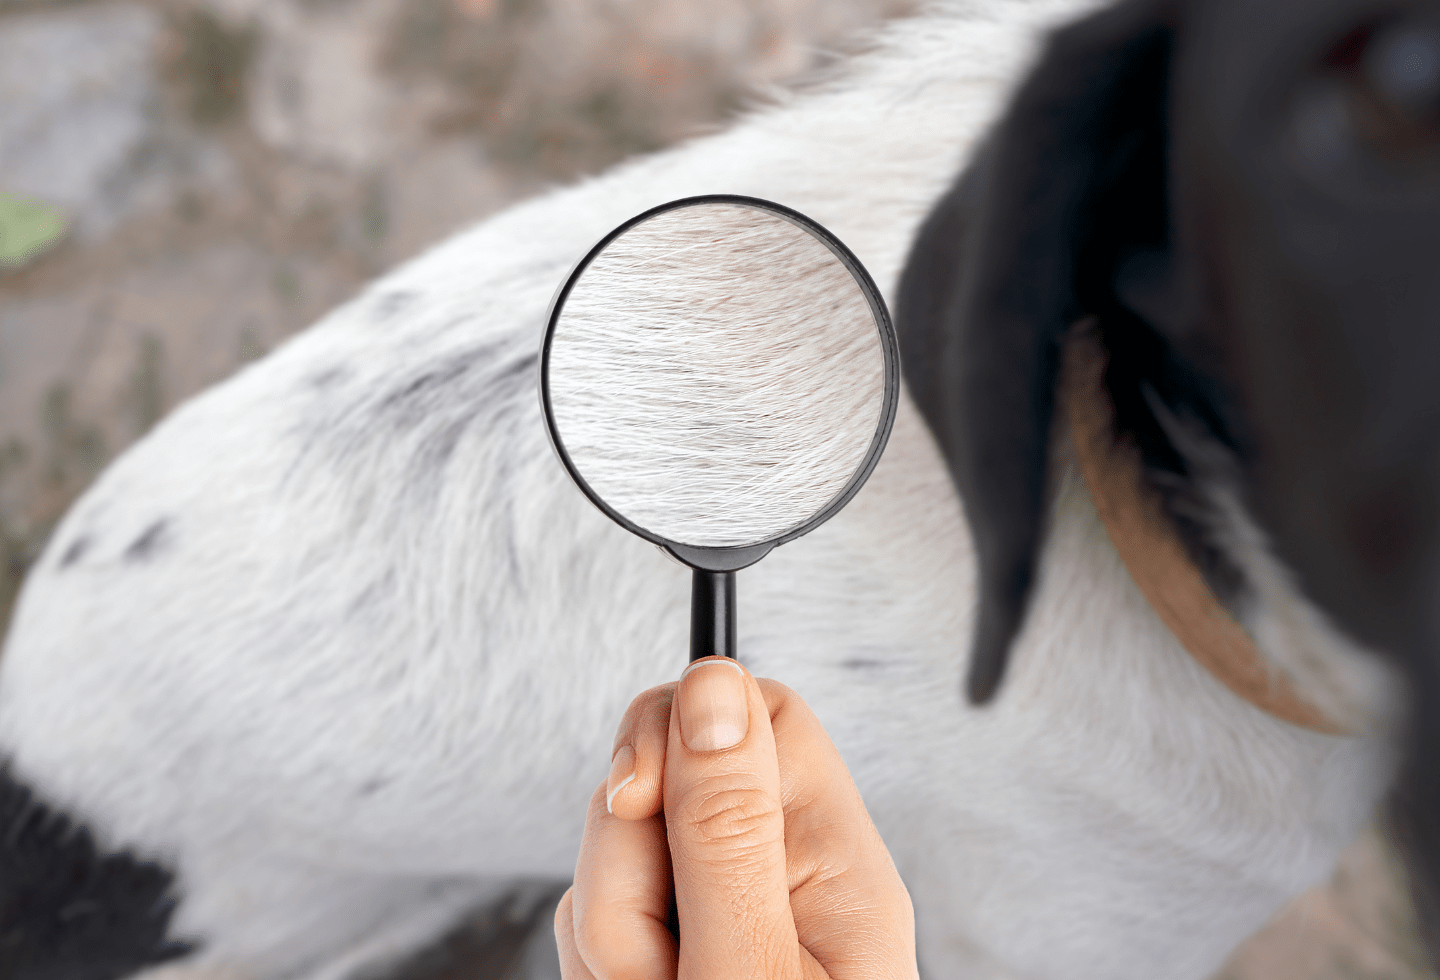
895,0,1182,704
357,777,391,798
0,765,194,980
377,883,566,980
122,521,170,564
58,538,91,571
306,366,353,391
372,344,509,431
371,291,419,323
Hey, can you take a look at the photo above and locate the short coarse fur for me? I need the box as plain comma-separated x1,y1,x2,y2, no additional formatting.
0,0,1431,977
549,201,885,548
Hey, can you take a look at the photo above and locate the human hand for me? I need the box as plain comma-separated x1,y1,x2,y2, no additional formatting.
555,656,918,980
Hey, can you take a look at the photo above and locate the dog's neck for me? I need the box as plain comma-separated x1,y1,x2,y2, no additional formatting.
1061,321,1347,736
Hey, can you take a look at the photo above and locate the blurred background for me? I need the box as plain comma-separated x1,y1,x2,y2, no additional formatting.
0,0,1431,976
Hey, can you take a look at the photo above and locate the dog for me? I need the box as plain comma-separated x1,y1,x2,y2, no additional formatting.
3,0,1437,976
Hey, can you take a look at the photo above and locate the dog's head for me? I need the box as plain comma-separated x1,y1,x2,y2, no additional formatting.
895,0,1440,947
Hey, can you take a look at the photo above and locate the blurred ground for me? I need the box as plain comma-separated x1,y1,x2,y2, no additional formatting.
0,0,908,627
0,0,1433,976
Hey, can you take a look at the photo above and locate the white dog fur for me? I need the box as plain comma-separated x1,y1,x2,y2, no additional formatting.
548,200,885,547
0,0,1406,978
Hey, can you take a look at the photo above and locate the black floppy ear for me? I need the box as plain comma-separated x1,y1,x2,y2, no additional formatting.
895,0,1178,704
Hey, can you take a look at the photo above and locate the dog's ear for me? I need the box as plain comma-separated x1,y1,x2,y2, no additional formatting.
896,0,1179,704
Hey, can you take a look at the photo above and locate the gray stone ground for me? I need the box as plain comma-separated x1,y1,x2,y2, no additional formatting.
0,0,1432,976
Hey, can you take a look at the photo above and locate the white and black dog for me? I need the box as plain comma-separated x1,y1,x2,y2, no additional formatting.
3,0,1438,977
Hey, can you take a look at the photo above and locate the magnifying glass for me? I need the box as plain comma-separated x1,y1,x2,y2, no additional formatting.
541,194,899,663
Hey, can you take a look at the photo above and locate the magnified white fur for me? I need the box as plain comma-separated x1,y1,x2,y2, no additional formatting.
547,202,887,548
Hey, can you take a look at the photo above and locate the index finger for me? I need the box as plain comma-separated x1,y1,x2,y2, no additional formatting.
663,657,815,980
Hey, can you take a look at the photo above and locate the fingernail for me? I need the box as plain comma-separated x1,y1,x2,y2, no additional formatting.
606,744,636,815
678,659,749,752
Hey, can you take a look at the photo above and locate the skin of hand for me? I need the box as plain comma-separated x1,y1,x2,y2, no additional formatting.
555,656,920,980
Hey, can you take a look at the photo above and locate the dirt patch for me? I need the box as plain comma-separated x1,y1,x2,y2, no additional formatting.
379,0,745,178
160,7,259,126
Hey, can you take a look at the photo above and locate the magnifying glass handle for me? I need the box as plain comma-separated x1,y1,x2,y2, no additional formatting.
690,569,737,661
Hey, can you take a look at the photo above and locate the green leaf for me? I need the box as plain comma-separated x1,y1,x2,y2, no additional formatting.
0,193,67,268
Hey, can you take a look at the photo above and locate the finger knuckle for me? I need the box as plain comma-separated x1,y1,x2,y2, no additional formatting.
614,685,674,753
574,914,653,979
683,785,782,853
553,889,573,936
621,684,674,729
574,906,606,956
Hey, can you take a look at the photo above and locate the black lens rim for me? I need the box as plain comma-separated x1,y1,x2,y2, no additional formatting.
539,193,900,573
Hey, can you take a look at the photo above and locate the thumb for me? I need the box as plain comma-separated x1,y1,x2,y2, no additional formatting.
664,657,817,980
